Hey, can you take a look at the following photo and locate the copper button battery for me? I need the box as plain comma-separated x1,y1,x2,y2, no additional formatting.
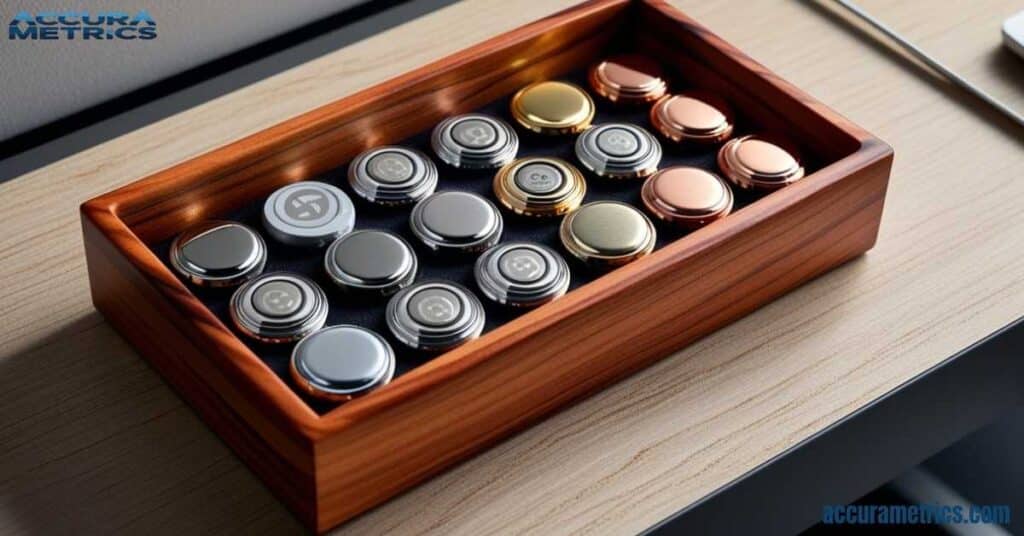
718,135,805,191
559,201,656,268
290,325,395,402
650,92,734,145
510,81,595,135
493,156,586,217
588,54,667,105
642,166,733,229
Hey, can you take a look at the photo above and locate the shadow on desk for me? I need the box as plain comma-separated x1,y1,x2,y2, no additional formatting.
988,48,1024,95
0,313,302,534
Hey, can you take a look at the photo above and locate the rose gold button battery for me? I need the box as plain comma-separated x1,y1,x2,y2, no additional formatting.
588,54,668,105
650,92,734,145
641,166,733,229
717,134,805,191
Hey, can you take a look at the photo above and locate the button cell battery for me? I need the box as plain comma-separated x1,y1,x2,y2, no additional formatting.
263,181,356,247
385,281,485,352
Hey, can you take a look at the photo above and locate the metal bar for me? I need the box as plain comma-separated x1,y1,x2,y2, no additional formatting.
833,0,1024,129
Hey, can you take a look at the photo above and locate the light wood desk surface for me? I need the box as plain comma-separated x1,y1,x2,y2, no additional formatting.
2,0,1022,533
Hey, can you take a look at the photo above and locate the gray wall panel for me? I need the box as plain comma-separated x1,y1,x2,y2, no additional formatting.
0,1,367,140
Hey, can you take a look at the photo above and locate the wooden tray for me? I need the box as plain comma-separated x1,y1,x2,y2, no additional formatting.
80,0,893,532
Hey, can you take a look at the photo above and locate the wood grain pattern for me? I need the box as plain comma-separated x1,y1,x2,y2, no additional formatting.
2,0,1023,534
80,1,890,531
80,210,320,526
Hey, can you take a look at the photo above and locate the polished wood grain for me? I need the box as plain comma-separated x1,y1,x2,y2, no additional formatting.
80,0,890,531
2,0,1022,534
80,211,321,526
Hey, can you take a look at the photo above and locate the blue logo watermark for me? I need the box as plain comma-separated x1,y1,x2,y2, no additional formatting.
823,503,1011,526
8,10,156,40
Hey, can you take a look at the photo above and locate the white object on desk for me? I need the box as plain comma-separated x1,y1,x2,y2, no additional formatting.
1003,10,1024,59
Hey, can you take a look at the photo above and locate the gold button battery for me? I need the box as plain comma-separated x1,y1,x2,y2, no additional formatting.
641,166,733,229
510,81,595,135
493,156,586,217
559,201,656,268
588,54,668,105
717,134,804,191
650,92,734,145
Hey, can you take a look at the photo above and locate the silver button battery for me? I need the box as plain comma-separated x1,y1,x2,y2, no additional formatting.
386,280,485,352
290,325,396,402
575,123,662,179
431,113,519,169
347,146,438,206
170,220,266,287
230,272,328,343
474,242,570,307
324,230,417,295
410,191,503,253
263,181,355,247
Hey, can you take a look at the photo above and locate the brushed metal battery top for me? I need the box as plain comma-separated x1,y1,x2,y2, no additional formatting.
516,162,563,194
407,287,463,326
170,220,266,287
324,230,417,295
348,146,438,206
385,280,485,352
262,181,355,247
410,191,503,253
431,113,519,169
229,272,328,343
575,123,662,179
474,242,570,307
290,325,395,402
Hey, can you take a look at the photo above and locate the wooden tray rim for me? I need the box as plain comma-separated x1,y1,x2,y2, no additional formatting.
81,0,893,441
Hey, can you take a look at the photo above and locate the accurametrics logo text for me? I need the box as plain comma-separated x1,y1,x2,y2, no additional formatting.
8,10,156,40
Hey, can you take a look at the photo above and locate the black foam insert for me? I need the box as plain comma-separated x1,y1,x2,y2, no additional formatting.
151,71,807,414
